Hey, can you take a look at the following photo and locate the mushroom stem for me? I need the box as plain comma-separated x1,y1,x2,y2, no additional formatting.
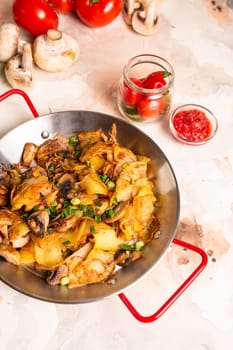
4,42,34,90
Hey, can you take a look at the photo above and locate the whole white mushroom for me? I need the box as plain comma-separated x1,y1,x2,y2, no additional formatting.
32,29,79,72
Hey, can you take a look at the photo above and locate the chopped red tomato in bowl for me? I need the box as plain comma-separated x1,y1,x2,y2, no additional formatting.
169,104,218,145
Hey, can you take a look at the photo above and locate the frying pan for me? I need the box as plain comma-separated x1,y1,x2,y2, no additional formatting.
0,90,180,304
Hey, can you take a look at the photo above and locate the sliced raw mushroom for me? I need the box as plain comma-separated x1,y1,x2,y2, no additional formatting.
123,0,159,35
4,42,34,90
32,29,79,72
0,23,20,62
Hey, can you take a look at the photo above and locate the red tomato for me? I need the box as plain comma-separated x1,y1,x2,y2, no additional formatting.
48,0,75,13
143,71,170,89
12,0,58,37
120,78,143,106
137,97,165,119
75,0,123,28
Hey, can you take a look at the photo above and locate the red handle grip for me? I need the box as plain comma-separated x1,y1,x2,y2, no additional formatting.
0,89,39,118
118,238,208,323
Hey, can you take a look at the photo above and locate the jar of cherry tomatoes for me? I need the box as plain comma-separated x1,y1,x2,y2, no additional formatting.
117,54,174,122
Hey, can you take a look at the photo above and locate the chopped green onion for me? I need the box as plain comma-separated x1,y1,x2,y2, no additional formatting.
60,277,69,286
112,198,118,206
90,225,95,233
62,206,78,218
85,160,91,167
121,163,127,169
119,243,135,251
63,240,71,246
95,201,102,207
74,150,81,159
69,135,78,146
107,181,115,190
95,214,102,222
99,174,108,183
71,197,80,205
47,227,53,234
48,163,55,173
106,208,115,218
63,200,70,208
135,241,144,251
21,213,29,219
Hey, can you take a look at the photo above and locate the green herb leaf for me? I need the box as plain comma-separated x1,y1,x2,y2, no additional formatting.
162,71,171,78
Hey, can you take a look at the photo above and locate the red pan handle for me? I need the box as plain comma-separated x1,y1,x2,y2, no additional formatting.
0,89,39,118
118,238,208,323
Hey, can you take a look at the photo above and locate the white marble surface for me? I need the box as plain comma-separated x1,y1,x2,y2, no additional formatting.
0,0,233,349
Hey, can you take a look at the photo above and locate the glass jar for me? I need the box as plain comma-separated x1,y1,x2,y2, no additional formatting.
117,54,174,123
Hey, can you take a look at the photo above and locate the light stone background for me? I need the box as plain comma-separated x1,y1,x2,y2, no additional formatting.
0,1,233,349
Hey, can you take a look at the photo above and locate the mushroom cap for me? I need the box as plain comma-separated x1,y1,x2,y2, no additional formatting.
0,23,20,62
32,30,79,72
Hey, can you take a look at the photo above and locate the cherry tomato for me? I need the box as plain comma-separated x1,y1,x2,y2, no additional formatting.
120,78,143,106
143,71,171,89
137,96,165,119
47,0,75,13
75,0,123,28
12,0,58,37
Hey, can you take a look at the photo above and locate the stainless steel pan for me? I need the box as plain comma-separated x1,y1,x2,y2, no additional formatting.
0,109,180,303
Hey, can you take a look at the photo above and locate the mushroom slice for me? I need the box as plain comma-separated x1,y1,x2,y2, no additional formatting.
0,185,9,207
0,243,21,265
65,242,93,263
22,143,38,167
115,249,142,267
0,23,20,62
46,264,68,286
27,209,50,238
104,201,129,223
5,42,34,90
36,136,69,163
32,29,79,72
50,215,79,233
57,173,75,197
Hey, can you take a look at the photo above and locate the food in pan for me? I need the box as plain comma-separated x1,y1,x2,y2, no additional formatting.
0,124,160,288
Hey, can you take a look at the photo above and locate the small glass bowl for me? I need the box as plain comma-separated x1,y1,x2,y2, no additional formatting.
117,54,174,123
169,104,218,145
